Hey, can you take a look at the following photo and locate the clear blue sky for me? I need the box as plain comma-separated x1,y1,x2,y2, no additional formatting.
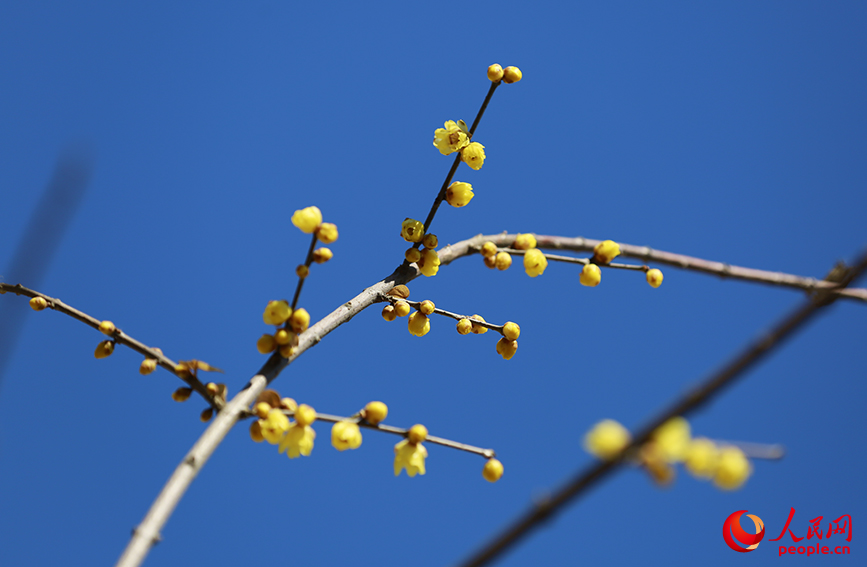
1,2,865,566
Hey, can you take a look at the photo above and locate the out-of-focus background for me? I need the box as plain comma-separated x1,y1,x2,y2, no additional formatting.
1,2,864,565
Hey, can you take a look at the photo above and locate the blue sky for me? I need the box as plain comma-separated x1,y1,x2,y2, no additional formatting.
1,2,865,566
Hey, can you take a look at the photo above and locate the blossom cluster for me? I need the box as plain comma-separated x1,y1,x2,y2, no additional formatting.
583,417,752,490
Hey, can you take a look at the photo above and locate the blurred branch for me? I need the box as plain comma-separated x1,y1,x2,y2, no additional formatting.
452,247,867,567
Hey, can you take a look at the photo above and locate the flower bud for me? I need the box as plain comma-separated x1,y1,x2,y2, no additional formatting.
249,421,265,443
394,300,411,317
496,338,518,360
482,458,504,482
470,315,488,334
502,322,520,341
513,233,537,250
592,240,621,264
274,329,296,346
29,297,48,311
502,66,522,84
401,219,425,243
316,222,339,244
483,255,497,269
279,344,296,358
461,142,486,170
487,64,504,82
172,387,193,402
423,234,438,249
456,318,472,335
99,320,116,335
580,264,602,287
405,247,421,263
94,340,114,359
419,300,435,315
417,248,440,277
255,402,272,419
408,424,428,444
363,401,389,425
291,206,322,234
407,312,430,337
289,308,310,333
646,268,664,288
481,241,498,258
256,334,277,354
446,181,475,207
382,305,397,322
139,358,158,375
495,252,512,271
523,249,548,277
200,407,214,422
295,404,316,427
296,264,309,279
263,300,291,326
312,247,333,264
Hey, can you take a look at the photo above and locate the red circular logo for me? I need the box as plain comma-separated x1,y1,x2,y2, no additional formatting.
723,510,765,552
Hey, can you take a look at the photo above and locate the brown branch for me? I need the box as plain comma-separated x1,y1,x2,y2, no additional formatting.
452,247,867,567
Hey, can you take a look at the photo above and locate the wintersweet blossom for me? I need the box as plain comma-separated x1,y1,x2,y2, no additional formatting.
684,437,719,479
291,206,322,234
433,120,469,155
651,417,691,462
646,269,664,288
263,300,291,326
461,142,486,170
279,422,316,458
363,401,388,425
331,420,362,451
401,219,425,243
482,458,504,482
407,312,430,337
417,248,440,277
580,264,601,287
446,181,475,207
523,249,548,277
259,408,290,445
713,446,752,490
593,240,621,264
584,419,631,460
394,439,428,477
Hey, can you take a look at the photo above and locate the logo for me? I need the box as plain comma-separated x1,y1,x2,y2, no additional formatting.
723,510,765,552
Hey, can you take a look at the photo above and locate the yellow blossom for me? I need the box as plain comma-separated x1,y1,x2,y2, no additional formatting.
483,255,497,269
279,344,296,358
418,248,440,277
640,443,676,486
523,249,548,277
482,458,504,482
408,424,428,444
496,338,518,360
29,296,48,311
593,240,621,264
481,241,497,258
295,403,316,427
433,120,469,155
446,181,475,207
651,417,692,463
139,358,157,375
312,247,333,264
331,420,362,451
646,268,664,288
470,315,488,334
684,437,719,479
289,308,310,333
259,408,290,445
382,305,397,322
296,265,309,278
405,248,421,263
291,206,322,234
514,233,537,250
263,300,291,326
363,401,388,425
495,252,512,270
401,219,425,243
172,387,192,402
461,142,486,170
456,318,472,335
584,419,631,460
257,334,277,354
274,328,296,346
249,421,265,443
502,66,522,84
502,322,520,341
394,300,411,317
580,264,601,287
279,423,316,458
316,222,338,244
423,234,438,249
487,64,504,82
419,300,435,315
713,446,752,490
99,320,116,335
94,340,114,359
407,312,430,337
394,439,428,477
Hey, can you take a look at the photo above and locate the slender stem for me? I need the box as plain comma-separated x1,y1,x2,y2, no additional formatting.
291,233,319,310
709,440,785,460
497,247,648,272
378,293,507,333
452,249,867,567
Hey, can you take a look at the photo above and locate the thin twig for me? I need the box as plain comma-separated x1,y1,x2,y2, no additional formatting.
0,283,221,409
452,248,867,567
497,247,648,271
378,293,507,333
291,233,319,310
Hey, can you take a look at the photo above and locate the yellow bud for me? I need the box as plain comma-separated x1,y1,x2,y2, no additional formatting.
312,247,333,264
316,222,339,244
206,382,219,396
483,255,497,269
456,318,472,335
446,181,475,207
460,142,485,170
405,247,421,263
364,401,389,425
502,322,520,341
394,300,411,317
249,421,265,443
408,424,428,444
94,340,114,359
291,206,323,234
487,63,504,82
263,300,291,326
273,329,294,346
592,240,621,264
495,252,512,271
580,264,602,287
513,233,537,250
523,249,548,277
255,402,272,419
684,438,719,479
200,407,214,422
296,264,309,279
470,315,488,334
172,387,192,402
713,446,752,490
289,308,310,333
382,305,397,322
279,344,296,358
295,404,316,427
584,419,631,460
502,66,522,84
407,312,430,337
481,241,498,258
281,397,298,411
256,334,277,354
401,219,425,243
419,300,435,315
331,420,363,451
482,458,504,482
417,248,440,277
29,296,48,311
139,358,157,375
98,320,116,335
423,234,438,249
646,268,664,288
496,338,518,360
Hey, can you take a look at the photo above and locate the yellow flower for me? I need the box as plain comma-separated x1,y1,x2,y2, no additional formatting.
408,312,430,337
482,458,504,482
502,322,520,341
639,443,676,486
289,308,310,333
684,437,719,479
584,419,631,460
481,241,497,258
487,64,504,82
646,268,664,288
433,120,469,155
496,338,518,360
99,320,116,335
291,206,322,234
296,265,309,278
422,234,438,249
29,296,48,311
139,358,157,375
417,248,440,277
279,423,316,458
171,387,192,402
394,439,428,477
316,222,338,244
394,300,411,317
331,420,362,451
503,66,522,84
593,240,620,264
580,264,601,287
513,233,537,250
382,305,397,322
419,300,435,315
274,329,296,346
259,408,290,445
405,248,421,263
263,300,291,326
651,417,691,463
470,314,488,334
401,219,425,243
249,421,265,443
295,403,317,427
94,340,114,359
495,252,512,271
461,142,486,170
456,318,472,335
713,446,752,490
446,181,475,207
523,249,548,277
408,424,428,444
363,401,388,425
312,247,333,263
